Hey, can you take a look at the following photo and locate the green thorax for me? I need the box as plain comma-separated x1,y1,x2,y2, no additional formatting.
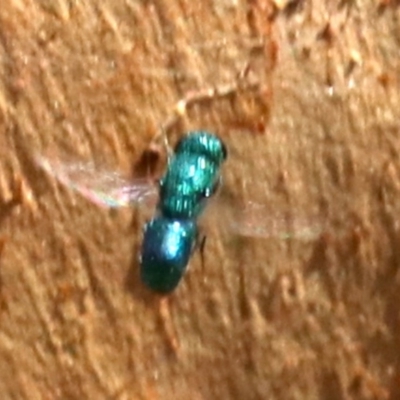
158,131,227,219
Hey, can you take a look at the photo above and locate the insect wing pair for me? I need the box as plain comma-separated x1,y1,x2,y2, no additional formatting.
36,151,324,241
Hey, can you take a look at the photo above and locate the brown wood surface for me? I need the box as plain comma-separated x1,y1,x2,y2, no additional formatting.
0,1,399,399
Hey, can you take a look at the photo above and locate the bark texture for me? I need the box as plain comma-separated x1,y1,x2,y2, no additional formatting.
0,1,398,399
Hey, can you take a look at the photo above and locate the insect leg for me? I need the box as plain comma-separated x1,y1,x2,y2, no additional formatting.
203,176,223,198
150,125,174,160
199,234,207,269
194,232,207,272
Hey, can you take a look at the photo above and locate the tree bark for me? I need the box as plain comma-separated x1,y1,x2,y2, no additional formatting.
0,1,398,399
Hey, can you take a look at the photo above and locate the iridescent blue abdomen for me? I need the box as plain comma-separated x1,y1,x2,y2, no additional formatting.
140,217,198,293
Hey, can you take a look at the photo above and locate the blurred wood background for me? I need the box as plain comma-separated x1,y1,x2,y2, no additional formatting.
0,0,399,399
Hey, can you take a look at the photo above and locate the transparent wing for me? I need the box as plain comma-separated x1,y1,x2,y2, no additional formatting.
36,153,159,209
202,197,326,241
228,201,325,241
